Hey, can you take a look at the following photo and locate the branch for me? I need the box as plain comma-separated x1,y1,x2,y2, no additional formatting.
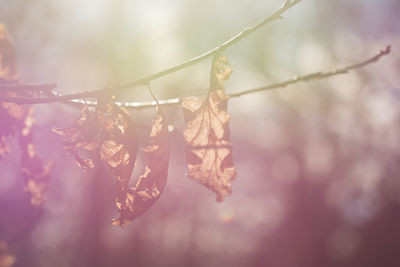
0,83,57,92
69,45,391,109
69,97,181,110
229,44,391,97
0,0,302,105
112,0,302,93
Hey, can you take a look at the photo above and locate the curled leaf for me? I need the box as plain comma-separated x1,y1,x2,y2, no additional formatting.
52,106,98,171
53,96,138,222
112,110,169,227
212,55,233,89
96,98,138,222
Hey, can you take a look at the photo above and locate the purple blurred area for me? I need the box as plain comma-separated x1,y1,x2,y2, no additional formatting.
1,0,400,266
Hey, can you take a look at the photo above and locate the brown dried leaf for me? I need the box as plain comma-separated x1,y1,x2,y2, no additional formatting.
182,90,236,202
0,24,51,205
0,102,26,159
0,23,17,82
181,55,236,202
96,98,138,219
0,241,15,267
211,55,233,90
112,111,169,227
52,106,98,172
18,107,51,206
0,23,20,158
53,97,138,221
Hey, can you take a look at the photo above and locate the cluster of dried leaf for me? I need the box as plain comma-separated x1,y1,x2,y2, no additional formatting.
0,24,51,206
53,95,171,227
0,22,237,227
52,55,237,225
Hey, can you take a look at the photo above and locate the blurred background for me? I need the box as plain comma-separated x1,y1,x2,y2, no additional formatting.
0,0,400,266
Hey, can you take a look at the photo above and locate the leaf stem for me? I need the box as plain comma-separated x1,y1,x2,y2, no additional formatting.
146,84,160,107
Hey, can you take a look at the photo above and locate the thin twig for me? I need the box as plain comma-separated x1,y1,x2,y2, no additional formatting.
68,45,392,109
229,44,391,97
0,0,302,105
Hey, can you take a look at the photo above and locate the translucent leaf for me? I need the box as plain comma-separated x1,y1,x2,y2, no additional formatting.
112,111,170,227
52,106,99,172
181,55,236,202
53,96,138,222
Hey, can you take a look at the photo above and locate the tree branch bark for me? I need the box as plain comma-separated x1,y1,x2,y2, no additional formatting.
0,0,302,104
67,45,391,110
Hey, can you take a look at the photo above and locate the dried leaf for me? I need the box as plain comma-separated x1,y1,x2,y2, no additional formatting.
210,55,233,90
0,241,15,267
0,23,20,158
182,90,236,201
0,23,51,205
52,106,98,172
53,96,138,221
181,55,236,202
0,102,20,159
0,23,17,82
112,110,169,227
96,98,138,219
18,107,51,206
0,102,26,159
